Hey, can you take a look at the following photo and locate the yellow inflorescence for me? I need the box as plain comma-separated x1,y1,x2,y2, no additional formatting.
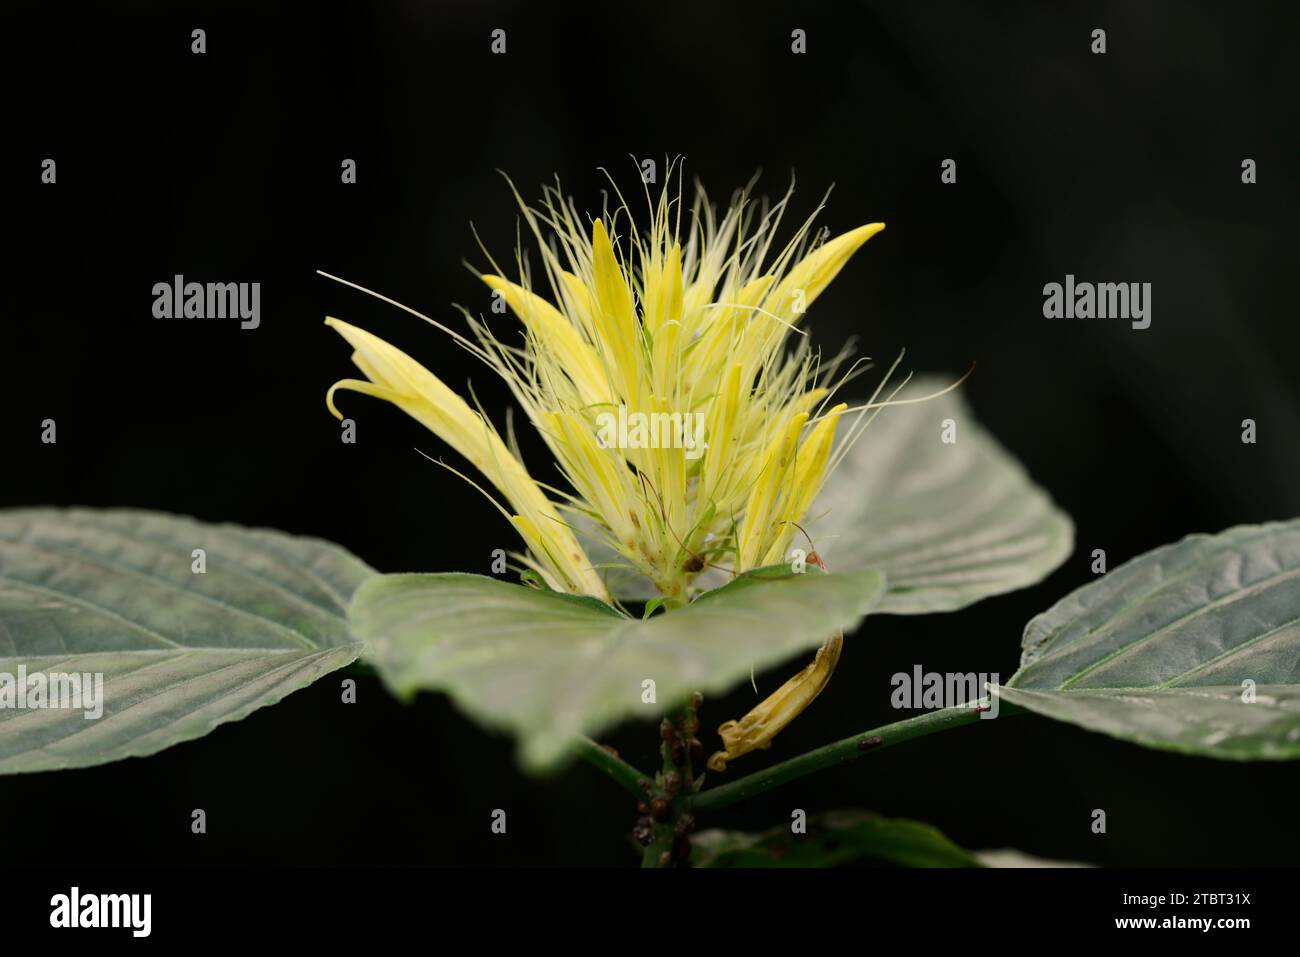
325,170,883,609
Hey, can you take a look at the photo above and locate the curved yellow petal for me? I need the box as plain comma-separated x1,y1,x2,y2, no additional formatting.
768,222,885,318
479,275,608,406
707,631,843,772
325,317,608,600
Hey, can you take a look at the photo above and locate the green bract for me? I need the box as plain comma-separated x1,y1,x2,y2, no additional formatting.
349,566,886,770
0,509,372,774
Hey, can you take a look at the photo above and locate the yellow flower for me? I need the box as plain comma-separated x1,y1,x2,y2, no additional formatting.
324,165,891,772
324,167,883,608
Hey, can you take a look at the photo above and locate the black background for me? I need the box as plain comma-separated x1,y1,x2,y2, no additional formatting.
4,0,1298,866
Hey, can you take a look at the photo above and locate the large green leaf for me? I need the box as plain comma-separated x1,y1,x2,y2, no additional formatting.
1000,520,1300,759
349,566,886,770
586,380,1072,610
0,508,373,774
807,378,1073,613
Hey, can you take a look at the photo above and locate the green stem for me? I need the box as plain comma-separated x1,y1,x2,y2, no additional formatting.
641,730,678,867
641,696,701,867
691,703,1022,814
574,736,649,799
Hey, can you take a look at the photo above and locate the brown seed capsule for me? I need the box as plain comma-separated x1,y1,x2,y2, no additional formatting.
637,778,651,792
674,814,695,837
684,554,705,573
689,736,705,767
670,740,686,767
675,836,692,862
857,735,884,751
660,719,676,741
663,770,682,796
657,851,672,867
636,801,649,815
633,821,654,845
650,797,671,822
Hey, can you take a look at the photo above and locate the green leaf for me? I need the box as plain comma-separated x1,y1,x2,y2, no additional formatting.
691,811,1093,868
691,809,984,867
1000,520,1300,760
807,377,1073,613
642,596,667,619
349,566,886,771
0,508,373,774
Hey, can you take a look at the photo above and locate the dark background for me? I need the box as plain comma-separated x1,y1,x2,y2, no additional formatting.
3,0,1297,866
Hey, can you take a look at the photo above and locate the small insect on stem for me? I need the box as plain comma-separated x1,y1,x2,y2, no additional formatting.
785,521,826,571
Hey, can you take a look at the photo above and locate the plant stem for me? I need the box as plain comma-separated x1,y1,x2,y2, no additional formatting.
691,703,1021,814
574,736,649,799
641,723,680,867
640,736,673,867
640,696,702,867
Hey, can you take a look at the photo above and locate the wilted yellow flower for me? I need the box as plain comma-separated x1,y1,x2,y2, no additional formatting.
325,166,883,609
710,634,843,771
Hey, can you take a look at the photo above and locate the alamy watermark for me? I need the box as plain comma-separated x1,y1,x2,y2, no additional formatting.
1042,274,1151,330
595,406,707,460
891,665,1000,718
50,887,150,937
0,665,104,719
152,275,260,329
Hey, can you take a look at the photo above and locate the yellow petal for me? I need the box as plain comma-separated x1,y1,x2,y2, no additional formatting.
760,402,846,566
768,223,885,318
644,242,683,334
589,219,642,405
479,275,607,406
707,631,843,772
325,318,608,600
700,363,742,505
557,270,598,336
736,412,809,570
650,318,681,400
